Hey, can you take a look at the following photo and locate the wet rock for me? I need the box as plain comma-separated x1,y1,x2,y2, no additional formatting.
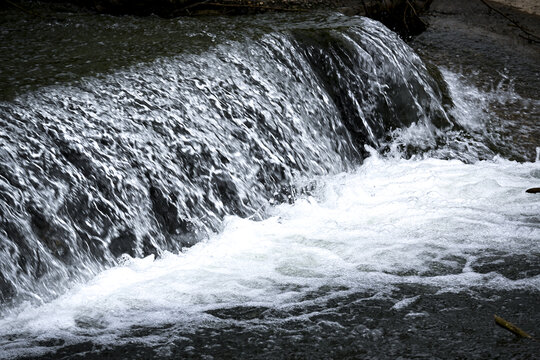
149,185,191,236
211,171,246,216
108,229,137,257
0,272,15,303
141,234,160,257
28,203,74,262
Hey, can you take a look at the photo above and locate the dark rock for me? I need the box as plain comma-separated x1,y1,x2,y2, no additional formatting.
28,203,75,262
149,185,191,236
108,229,137,257
0,272,15,303
141,234,160,257
211,171,246,216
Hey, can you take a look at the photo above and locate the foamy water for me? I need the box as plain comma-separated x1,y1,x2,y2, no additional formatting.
0,11,538,358
1,151,538,357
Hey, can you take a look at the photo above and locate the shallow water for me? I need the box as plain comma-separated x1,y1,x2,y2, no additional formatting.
0,6,539,359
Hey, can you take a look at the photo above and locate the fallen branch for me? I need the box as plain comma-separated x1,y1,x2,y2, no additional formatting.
494,315,533,339
479,0,540,44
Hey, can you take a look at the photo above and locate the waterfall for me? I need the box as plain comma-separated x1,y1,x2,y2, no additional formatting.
0,10,538,360
0,17,454,307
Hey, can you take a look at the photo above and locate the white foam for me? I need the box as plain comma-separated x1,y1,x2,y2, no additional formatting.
1,154,538,350
392,295,420,310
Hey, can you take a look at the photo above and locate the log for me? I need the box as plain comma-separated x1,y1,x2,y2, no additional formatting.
494,314,533,339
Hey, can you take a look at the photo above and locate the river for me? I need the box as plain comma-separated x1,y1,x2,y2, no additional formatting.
0,4,539,359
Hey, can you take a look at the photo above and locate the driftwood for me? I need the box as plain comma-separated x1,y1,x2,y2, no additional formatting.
494,315,533,339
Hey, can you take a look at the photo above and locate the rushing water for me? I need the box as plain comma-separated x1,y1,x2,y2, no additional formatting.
0,6,539,359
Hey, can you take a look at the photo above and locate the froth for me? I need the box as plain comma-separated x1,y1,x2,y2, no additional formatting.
1,154,538,350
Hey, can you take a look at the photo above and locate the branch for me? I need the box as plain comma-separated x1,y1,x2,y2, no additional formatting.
494,315,533,339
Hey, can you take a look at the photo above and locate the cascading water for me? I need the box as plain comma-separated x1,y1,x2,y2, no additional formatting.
0,15,452,308
0,8,538,360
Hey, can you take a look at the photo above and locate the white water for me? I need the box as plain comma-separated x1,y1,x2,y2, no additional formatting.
1,40,539,357
1,149,538,356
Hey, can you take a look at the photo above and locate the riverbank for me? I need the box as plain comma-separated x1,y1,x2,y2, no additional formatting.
413,0,539,96
422,0,540,44
491,0,539,15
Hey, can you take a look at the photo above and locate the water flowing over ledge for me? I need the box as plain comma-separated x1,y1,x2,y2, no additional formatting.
0,9,539,360
0,16,454,307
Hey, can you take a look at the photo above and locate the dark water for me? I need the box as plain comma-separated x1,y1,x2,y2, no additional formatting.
0,5,539,360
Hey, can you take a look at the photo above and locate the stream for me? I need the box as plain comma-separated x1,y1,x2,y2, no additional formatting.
0,6,539,359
